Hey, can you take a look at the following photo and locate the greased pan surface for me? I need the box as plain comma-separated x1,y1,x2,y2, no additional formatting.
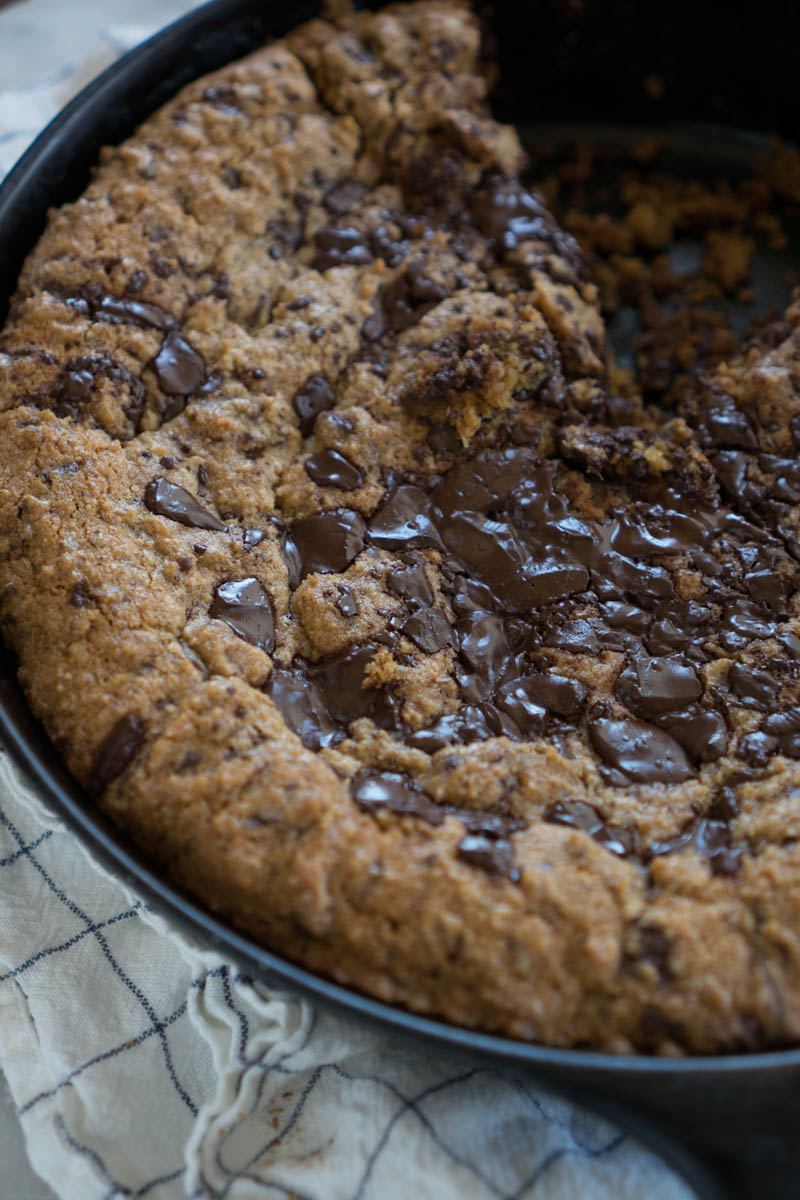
1,3,800,1197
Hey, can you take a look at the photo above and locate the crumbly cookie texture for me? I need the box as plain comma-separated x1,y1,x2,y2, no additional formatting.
2,1,800,1054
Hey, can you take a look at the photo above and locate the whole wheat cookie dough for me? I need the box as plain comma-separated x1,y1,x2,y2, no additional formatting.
2,0,800,1054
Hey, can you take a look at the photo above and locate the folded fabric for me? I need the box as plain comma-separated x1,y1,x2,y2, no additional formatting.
0,744,694,1200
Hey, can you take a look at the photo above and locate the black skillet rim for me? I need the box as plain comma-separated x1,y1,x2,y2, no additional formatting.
1,0,799,1083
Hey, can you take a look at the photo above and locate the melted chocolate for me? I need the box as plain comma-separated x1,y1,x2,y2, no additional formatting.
210,578,274,653
313,226,373,271
363,264,448,340
368,486,443,550
352,769,444,823
402,610,451,653
728,663,780,710
153,331,206,398
144,477,225,531
544,800,635,858
323,178,367,215
265,670,339,751
264,428,797,882
351,769,524,880
90,713,145,796
54,354,147,429
387,562,434,606
308,645,397,729
305,448,364,490
470,174,582,272
649,816,743,877
284,509,365,581
335,587,359,618
494,678,548,736
760,709,800,758
456,834,519,881
616,656,701,718
293,374,336,437
589,718,694,784
59,284,176,331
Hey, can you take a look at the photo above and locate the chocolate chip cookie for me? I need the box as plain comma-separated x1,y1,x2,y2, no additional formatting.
3,0,800,1054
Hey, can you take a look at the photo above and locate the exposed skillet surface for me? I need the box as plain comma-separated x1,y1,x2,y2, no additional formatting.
1,2,799,1196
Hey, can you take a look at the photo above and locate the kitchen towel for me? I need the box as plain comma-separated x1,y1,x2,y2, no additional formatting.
0,745,694,1200
0,4,694,1198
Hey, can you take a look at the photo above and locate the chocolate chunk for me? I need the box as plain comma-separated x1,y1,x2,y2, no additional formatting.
589,718,694,784
544,800,635,858
70,580,92,608
699,394,758,450
144,477,225,530
313,226,372,271
729,663,781,710
90,713,145,796
518,673,586,717
309,644,392,727
285,509,365,581
203,84,242,113
660,707,728,763
439,512,546,611
351,769,443,823
694,820,743,877
267,216,304,255
602,601,650,635
153,331,205,397
265,669,339,751
53,354,147,428
495,677,548,736
458,809,526,837
548,619,601,655
471,176,551,253
371,264,449,335
761,708,800,758
456,834,519,881
708,787,740,822
600,555,674,606
387,562,433,606
454,611,510,689
616,655,702,718
649,816,742,876
243,528,266,551
746,569,790,611
402,610,451,653
293,374,336,437
737,730,778,767
210,578,274,653
406,707,494,752
323,178,367,215
96,295,175,330
126,270,147,294
64,285,176,331
721,600,777,646
59,362,95,403
368,486,442,550
335,587,359,618
305,448,364,490
637,925,673,980
370,225,407,268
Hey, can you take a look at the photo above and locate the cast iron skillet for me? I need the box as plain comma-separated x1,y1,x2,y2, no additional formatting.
2,2,800,1196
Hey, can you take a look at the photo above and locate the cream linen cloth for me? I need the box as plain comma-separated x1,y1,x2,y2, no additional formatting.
0,5,695,1198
